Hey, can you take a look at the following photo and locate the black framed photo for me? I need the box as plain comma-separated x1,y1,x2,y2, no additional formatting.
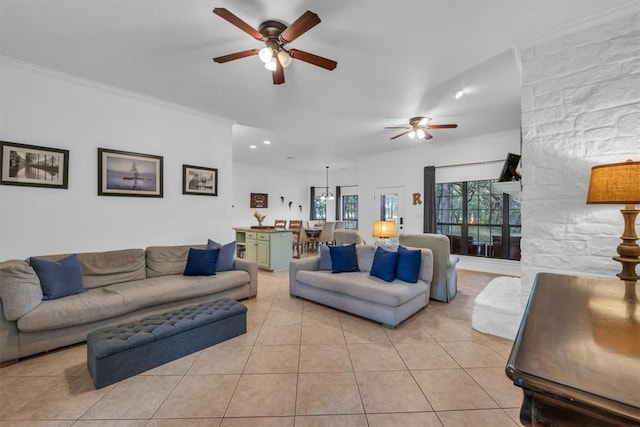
183,164,218,196
0,141,69,189
98,148,163,197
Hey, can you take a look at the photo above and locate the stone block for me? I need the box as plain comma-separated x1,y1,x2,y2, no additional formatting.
521,105,565,126
618,111,640,135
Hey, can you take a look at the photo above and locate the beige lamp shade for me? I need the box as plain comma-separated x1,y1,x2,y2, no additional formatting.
372,220,397,238
586,160,640,204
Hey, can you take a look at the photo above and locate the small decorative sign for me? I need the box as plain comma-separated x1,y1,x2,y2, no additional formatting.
412,192,422,205
250,192,268,208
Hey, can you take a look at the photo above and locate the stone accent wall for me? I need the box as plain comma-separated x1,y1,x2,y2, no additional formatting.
519,11,640,302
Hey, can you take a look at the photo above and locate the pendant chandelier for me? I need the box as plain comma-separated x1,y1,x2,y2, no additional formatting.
320,166,334,201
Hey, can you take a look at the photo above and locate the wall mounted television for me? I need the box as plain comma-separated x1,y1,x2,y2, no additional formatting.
498,153,522,182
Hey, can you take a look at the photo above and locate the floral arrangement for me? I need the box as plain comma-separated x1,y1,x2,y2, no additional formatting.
253,210,267,226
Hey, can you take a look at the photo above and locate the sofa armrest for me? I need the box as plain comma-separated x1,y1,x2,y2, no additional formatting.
289,257,320,296
233,258,258,297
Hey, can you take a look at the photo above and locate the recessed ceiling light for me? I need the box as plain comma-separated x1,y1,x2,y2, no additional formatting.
263,140,271,145
249,145,257,149
454,89,466,99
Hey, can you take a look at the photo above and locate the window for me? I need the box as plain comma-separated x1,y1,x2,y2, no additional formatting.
436,179,521,260
341,195,358,229
310,188,326,221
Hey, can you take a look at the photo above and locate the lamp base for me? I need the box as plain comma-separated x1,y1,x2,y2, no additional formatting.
615,206,640,283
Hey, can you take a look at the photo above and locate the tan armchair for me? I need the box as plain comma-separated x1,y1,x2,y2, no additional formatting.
334,229,365,245
398,233,459,302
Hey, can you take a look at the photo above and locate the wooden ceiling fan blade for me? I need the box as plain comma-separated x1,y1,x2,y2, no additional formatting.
390,130,411,140
428,124,458,129
289,49,337,70
213,8,264,41
384,126,410,129
213,49,259,63
279,10,321,44
273,59,285,85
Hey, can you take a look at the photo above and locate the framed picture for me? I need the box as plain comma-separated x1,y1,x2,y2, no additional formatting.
182,164,218,196
250,192,268,208
98,148,163,197
0,141,69,189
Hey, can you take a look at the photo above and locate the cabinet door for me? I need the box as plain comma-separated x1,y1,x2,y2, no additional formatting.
245,238,257,262
256,241,270,268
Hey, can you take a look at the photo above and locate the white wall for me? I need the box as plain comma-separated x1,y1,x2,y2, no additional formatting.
231,163,357,228
0,58,234,259
519,11,640,300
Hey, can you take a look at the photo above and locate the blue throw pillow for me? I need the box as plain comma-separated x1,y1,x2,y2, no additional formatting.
206,240,236,272
318,244,332,270
370,246,399,282
30,254,85,300
396,246,422,283
329,243,359,273
183,248,219,276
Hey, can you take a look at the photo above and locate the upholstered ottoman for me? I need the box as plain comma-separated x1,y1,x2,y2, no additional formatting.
87,297,247,388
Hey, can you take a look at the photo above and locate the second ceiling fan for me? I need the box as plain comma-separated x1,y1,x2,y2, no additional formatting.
212,8,337,85
385,117,458,140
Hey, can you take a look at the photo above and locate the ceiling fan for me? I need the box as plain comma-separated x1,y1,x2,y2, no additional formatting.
212,8,337,85
385,116,458,140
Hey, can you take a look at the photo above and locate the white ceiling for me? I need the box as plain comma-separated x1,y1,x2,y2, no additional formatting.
1,1,637,173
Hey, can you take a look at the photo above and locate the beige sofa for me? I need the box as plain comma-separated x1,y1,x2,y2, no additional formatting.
0,244,258,364
289,244,433,328
399,234,459,302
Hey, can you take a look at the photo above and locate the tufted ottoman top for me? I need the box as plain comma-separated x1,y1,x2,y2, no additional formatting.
87,297,246,359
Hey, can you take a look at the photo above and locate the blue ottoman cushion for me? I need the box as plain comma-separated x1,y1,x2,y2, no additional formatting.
87,297,247,388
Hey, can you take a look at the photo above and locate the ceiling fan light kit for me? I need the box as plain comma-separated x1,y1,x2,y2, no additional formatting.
385,116,458,141
212,8,337,85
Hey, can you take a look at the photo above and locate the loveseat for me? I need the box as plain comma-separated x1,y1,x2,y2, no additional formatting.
289,244,433,328
0,244,257,364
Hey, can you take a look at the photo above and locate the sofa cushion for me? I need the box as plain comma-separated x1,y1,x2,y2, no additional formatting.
106,271,250,313
318,245,332,270
183,248,219,276
296,270,427,307
17,287,127,332
329,244,359,273
146,244,206,278
207,240,236,272
31,249,146,289
355,245,376,273
16,270,251,332
370,247,399,282
0,260,43,320
396,246,422,283
30,254,85,300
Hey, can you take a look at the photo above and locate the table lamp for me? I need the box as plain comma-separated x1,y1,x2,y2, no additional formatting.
586,159,640,284
372,220,397,244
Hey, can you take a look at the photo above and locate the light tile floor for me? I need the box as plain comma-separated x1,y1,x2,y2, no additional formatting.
0,268,525,426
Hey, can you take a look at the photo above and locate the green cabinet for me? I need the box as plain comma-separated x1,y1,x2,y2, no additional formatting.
234,228,292,272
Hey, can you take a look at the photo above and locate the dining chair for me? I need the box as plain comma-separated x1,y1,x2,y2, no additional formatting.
289,220,308,257
318,221,337,246
274,219,287,230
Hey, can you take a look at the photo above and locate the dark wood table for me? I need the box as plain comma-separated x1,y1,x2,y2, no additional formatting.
506,273,640,426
